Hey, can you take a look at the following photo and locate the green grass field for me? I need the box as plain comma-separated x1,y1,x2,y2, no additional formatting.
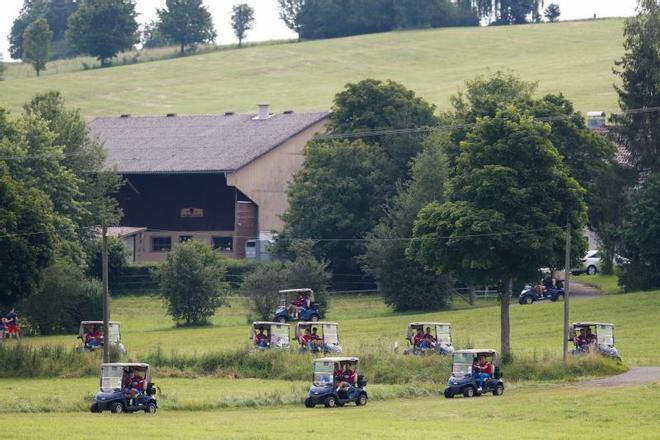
1,383,658,439
0,19,625,118
575,274,622,294
22,290,660,366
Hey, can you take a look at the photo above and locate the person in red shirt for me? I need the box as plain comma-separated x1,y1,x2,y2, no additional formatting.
254,328,269,348
574,328,589,351
423,326,436,348
300,328,313,349
413,328,425,348
474,355,493,391
337,363,355,391
585,327,597,345
310,327,323,351
289,293,307,319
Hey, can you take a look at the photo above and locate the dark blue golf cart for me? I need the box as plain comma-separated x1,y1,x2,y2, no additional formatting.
519,284,565,304
304,357,368,408
444,349,504,398
274,288,321,323
90,363,158,413
250,321,291,350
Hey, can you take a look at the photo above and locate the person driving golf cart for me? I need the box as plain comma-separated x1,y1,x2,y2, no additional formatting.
78,321,126,353
444,349,504,398
569,322,620,361
250,322,291,350
304,357,368,408
274,289,321,323
91,363,157,413
405,322,454,355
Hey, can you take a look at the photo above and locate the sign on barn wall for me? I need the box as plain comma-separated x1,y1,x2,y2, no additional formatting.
181,208,204,218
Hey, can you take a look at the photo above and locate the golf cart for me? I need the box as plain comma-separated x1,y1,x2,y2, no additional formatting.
77,321,126,353
295,322,342,353
90,363,157,413
404,322,454,355
519,284,565,305
251,322,291,350
273,288,321,323
304,357,368,408
444,349,504,398
569,322,621,361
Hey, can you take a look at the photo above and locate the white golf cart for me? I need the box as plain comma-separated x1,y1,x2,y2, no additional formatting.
90,362,157,413
77,321,126,353
404,322,454,355
569,322,621,361
295,322,342,353
250,321,291,350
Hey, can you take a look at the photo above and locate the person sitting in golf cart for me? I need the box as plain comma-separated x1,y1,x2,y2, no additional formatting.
574,328,589,350
289,293,308,319
586,327,597,345
123,369,145,406
311,327,323,347
413,328,426,348
337,363,355,391
474,355,493,391
423,326,436,348
254,327,269,348
300,328,321,351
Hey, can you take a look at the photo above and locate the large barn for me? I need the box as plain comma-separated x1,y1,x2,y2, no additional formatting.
90,106,330,263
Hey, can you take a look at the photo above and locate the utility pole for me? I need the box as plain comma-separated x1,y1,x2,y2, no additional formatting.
563,223,571,362
102,224,110,363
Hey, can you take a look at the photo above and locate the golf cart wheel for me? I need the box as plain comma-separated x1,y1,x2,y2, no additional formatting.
110,402,124,413
324,396,337,408
145,402,157,414
463,386,475,398
524,296,534,305
444,388,454,399
587,265,598,275
310,315,320,322
90,403,101,413
493,384,504,396
277,316,287,323
304,398,315,408
356,393,368,406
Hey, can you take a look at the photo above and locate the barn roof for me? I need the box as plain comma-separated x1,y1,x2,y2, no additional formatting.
89,111,330,174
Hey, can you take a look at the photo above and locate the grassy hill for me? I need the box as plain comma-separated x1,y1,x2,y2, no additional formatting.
0,19,626,118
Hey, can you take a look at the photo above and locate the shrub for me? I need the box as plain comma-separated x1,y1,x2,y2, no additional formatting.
111,262,161,295
157,241,229,326
0,344,100,378
22,261,102,335
220,257,258,289
86,236,128,286
241,241,331,320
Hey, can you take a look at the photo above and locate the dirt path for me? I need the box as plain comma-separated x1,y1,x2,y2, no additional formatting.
578,367,660,387
569,281,601,298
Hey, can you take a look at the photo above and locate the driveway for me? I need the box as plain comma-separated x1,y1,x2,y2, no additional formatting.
577,367,660,387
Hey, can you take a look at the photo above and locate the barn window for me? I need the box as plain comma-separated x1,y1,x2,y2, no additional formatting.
212,236,233,252
152,236,172,252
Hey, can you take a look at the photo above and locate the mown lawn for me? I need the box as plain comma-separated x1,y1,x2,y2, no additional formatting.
0,19,626,117
22,290,660,366
0,383,658,439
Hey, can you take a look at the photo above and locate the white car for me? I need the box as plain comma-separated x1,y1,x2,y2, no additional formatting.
577,250,629,275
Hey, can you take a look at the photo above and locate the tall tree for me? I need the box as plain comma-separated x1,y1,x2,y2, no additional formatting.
157,0,216,55
66,0,139,67
141,20,173,49
362,141,454,311
611,0,660,175
231,3,255,48
23,18,52,76
277,0,305,39
408,107,587,361
9,0,78,60
0,162,57,307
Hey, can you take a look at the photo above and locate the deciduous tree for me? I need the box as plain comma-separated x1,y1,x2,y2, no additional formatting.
231,3,255,48
66,0,139,66
544,3,561,22
157,0,216,55
23,18,52,76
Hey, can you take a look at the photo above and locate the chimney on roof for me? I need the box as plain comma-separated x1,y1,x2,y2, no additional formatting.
283,110,294,114
256,104,270,120
120,114,130,118
225,111,235,116
166,113,177,117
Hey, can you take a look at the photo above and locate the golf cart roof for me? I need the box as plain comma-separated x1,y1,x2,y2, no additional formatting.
408,322,451,327
81,321,120,325
101,363,149,368
315,357,358,363
297,321,338,327
453,349,498,355
253,321,290,327
279,288,313,294
573,322,614,327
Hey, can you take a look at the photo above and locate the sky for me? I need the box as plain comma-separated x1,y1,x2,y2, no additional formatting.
0,0,640,61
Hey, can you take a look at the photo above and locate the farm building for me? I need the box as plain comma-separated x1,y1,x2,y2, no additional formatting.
90,106,330,263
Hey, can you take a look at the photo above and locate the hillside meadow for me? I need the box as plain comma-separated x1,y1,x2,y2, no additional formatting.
0,19,626,118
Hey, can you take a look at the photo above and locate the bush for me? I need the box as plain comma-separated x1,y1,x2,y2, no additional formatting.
0,344,100,378
157,241,229,326
86,236,128,286
22,261,103,335
220,257,258,289
111,262,161,295
241,241,331,320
